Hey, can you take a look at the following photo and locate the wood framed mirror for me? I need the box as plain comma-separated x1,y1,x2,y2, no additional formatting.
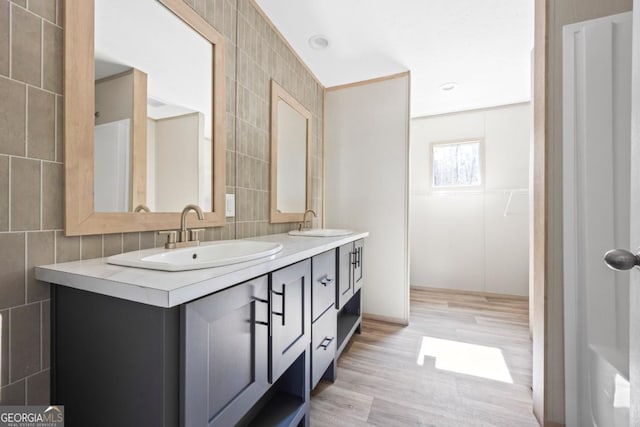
64,0,226,235
269,80,312,223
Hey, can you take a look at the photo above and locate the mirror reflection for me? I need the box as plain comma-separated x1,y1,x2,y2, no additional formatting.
94,0,213,213
270,80,312,223
276,99,307,212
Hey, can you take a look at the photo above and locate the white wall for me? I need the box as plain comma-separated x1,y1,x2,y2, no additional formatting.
325,74,410,323
410,103,531,296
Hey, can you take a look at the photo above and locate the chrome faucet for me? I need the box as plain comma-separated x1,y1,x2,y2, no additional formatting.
158,204,205,249
299,209,317,231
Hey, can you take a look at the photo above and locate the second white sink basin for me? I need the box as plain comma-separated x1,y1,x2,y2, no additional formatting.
288,228,353,237
108,240,283,272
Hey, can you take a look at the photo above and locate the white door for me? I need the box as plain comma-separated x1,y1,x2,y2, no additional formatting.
629,2,640,425
563,12,632,427
94,119,131,212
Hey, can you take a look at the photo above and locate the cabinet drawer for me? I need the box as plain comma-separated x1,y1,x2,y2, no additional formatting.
312,249,336,321
311,307,337,389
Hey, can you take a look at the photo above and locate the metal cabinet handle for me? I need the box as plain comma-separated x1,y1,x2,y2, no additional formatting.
271,285,286,326
350,250,357,267
356,247,361,268
320,275,334,286
604,249,640,271
252,297,269,326
318,336,335,350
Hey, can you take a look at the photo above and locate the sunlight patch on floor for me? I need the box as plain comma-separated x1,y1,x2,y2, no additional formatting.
614,373,630,409
416,336,513,383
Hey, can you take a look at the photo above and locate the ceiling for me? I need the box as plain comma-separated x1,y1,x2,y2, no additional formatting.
254,0,534,118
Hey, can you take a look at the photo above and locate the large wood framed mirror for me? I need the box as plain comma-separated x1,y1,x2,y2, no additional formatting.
64,0,226,235
269,80,312,223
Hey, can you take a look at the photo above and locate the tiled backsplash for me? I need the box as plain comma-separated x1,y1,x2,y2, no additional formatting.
0,0,324,404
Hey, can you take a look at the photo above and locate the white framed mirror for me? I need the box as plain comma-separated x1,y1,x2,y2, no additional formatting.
270,80,312,223
64,0,226,235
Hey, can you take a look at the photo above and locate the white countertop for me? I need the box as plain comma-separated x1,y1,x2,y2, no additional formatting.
35,232,368,308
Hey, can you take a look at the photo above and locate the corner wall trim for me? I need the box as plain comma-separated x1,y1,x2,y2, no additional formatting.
326,71,411,92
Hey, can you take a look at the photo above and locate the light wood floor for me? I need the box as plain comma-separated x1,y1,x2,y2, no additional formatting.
310,287,539,427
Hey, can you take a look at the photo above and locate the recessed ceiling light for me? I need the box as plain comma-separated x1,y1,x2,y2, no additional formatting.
308,35,330,50
440,82,458,92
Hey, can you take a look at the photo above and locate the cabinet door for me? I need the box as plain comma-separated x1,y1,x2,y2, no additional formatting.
353,239,364,292
337,243,354,309
312,249,337,322
182,276,269,427
270,259,311,383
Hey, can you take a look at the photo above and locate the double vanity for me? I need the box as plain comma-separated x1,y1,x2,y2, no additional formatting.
53,1,352,424
36,231,367,427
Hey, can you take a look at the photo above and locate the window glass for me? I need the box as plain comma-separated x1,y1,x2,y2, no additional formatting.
432,141,481,187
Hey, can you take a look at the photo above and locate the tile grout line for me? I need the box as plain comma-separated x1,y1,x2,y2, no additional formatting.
0,76,62,98
40,16,43,89
8,0,12,79
7,157,11,231
39,161,43,229
12,0,61,29
234,0,239,241
53,94,57,161
23,232,27,309
39,301,42,378
24,84,29,158
1,154,62,166
7,308,11,386
53,227,57,263
0,227,62,235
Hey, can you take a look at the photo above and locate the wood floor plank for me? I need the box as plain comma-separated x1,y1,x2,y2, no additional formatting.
310,288,539,426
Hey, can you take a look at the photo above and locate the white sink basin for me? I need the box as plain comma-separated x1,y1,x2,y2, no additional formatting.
107,240,283,272
288,228,353,237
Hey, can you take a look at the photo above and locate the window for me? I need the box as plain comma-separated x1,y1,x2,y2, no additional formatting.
432,140,482,188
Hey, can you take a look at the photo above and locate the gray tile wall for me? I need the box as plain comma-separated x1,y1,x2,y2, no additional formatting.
0,0,323,404
234,0,323,238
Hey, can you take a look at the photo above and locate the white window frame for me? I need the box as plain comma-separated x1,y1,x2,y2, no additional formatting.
429,139,485,191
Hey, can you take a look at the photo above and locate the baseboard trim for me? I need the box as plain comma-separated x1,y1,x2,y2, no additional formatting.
363,313,409,326
410,286,529,301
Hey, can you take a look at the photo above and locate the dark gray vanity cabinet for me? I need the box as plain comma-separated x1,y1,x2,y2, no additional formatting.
47,238,366,426
182,275,270,427
270,259,312,383
51,286,181,427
